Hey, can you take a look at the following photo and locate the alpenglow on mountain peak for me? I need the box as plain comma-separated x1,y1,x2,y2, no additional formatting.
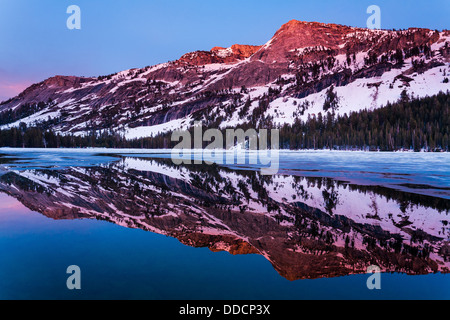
0,19,448,140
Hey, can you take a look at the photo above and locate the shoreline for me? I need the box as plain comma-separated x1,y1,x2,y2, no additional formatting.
0,147,448,154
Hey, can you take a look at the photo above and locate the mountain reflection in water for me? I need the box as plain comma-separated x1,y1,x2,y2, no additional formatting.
0,153,448,281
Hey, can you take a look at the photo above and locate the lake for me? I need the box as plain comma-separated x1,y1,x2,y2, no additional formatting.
0,149,449,299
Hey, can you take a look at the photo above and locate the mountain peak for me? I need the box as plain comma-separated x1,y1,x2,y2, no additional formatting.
0,19,447,137
276,19,354,35
248,20,359,63
280,19,329,28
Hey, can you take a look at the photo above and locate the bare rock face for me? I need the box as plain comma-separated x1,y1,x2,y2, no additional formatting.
252,20,354,63
177,44,262,66
214,44,262,59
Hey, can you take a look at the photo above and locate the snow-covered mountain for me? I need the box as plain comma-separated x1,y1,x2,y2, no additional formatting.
1,20,449,138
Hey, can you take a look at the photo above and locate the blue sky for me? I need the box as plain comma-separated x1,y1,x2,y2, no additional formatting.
0,0,449,101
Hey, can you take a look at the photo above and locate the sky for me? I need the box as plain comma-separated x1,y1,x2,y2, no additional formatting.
0,0,449,101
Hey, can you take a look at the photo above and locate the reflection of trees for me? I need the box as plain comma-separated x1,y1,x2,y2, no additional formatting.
0,155,448,279
291,175,449,214
399,199,410,214
367,194,381,220
322,188,339,215
1,172,49,195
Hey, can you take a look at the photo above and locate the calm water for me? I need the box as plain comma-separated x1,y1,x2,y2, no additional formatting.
0,149,449,299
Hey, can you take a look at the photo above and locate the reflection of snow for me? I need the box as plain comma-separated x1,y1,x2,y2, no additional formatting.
1,148,449,274
268,174,449,240
123,157,192,182
119,154,450,241
2,149,449,243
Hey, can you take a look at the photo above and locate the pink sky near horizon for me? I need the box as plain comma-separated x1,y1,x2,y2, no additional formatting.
0,192,30,214
0,79,33,102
